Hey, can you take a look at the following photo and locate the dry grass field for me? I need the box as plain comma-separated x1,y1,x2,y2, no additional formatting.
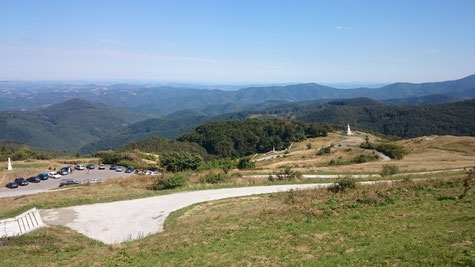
242,133,475,175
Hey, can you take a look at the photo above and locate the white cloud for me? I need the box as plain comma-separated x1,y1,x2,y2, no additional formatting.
336,26,344,30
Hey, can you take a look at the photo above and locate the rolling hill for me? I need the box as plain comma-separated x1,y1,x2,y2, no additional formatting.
298,99,475,138
1,74,474,116
0,99,149,151
79,97,475,154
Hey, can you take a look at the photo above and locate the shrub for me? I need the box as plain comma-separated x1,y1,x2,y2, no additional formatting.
160,152,203,172
200,172,228,184
328,177,357,193
272,166,302,181
317,144,333,155
152,174,187,190
380,164,399,176
306,143,312,149
352,154,379,164
360,142,406,159
459,167,474,199
237,157,255,170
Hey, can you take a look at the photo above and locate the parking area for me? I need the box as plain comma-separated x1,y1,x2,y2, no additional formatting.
0,165,136,199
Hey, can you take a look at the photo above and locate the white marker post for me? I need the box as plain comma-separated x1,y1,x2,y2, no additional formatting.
7,157,13,170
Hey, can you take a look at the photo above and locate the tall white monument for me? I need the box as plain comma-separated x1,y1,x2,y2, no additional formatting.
346,124,352,136
7,157,13,170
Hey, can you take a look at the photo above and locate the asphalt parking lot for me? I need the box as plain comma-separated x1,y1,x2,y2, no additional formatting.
0,166,135,199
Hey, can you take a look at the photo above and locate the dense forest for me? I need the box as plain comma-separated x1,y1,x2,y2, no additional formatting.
298,99,475,138
178,119,335,158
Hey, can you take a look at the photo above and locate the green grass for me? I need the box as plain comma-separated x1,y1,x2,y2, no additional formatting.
0,163,49,171
0,176,473,266
0,171,466,220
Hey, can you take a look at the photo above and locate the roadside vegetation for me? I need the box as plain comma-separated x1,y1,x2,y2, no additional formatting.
0,174,473,266
360,141,406,159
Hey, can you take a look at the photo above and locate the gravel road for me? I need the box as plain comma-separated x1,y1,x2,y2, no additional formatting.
40,181,391,245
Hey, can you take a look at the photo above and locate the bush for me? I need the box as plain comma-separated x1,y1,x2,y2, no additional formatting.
328,177,357,193
360,142,406,159
152,174,187,190
160,152,203,172
317,144,333,155
237,157,255,170
380,164,399,176
352,154,379,164
200,172,228,184
306,143,312,149
271,166,302,181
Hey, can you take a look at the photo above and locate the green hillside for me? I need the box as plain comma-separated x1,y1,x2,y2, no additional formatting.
298,99,475,138
178,119,335,158
0,99,148,151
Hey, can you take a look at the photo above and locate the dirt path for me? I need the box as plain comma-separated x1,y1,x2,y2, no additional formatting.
40,181,396,245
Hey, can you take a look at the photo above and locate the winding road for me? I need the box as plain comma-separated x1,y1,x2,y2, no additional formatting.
40,181,393,244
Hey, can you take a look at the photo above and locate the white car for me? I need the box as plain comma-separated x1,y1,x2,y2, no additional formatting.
48,172,62,179
75,164,85,170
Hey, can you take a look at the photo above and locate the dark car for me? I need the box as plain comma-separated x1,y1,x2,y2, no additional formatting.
110,164,117,170
27,176,41,183
59,179,81,187
60,167,70,175
6,182,18,189
125,166,135,173
14,177,29,186
87,163,95,170
38,173,49,180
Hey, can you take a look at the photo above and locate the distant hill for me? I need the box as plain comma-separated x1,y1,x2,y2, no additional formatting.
298,99,475,138
80,97,475,154
0,99,148,151
1,75,474,116
79,115,213,154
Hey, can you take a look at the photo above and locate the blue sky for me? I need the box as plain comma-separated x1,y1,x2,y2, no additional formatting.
1,0,474,83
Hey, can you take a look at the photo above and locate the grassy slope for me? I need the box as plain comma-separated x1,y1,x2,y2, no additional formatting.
0,177,473,266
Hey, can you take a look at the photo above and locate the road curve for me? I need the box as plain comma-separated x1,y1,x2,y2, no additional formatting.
40,181,392,245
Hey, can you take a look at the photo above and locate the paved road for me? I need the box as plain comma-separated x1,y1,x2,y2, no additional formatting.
40,181,391,245
0,167,135,199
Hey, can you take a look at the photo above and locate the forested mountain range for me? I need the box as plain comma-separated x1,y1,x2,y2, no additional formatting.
0,99,148,151
79,97,475,154
1,74,474,117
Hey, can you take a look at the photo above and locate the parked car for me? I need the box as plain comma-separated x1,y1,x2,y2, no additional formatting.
145,170,158,175
59,179,81,187
75,164,85,170
87,178,103,184
48,172,62,179
116,166,123,172
98,164,105,170
109,164,117,170
135,169,144,175
59,167,70,175
6,182,18,189
14,177,29,186
86,164,95,170
125,166,135,173
38,173,49,180
27,176,41,183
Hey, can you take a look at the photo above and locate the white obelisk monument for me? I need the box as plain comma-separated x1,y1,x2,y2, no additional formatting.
347,124,352,136
7,157,13,170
